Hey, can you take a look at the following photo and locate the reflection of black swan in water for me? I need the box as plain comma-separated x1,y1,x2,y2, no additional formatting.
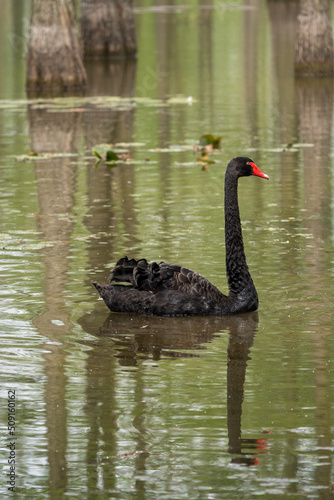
94,157,269,316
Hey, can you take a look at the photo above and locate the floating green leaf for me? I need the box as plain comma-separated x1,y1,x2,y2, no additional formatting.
106,150,119,162
199,134,222,149
92,144,119,163
93,143,111,159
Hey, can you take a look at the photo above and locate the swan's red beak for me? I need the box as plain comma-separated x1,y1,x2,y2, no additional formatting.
248,162,269,180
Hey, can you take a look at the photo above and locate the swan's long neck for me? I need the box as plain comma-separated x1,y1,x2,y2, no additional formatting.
224,172,254,297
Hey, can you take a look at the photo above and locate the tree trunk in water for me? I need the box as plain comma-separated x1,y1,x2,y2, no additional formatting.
295,0,334,76
26,0,87,90
80,0,137,58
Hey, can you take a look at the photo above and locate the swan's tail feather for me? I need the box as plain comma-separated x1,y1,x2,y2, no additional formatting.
109,256,147,286
110,256,162,291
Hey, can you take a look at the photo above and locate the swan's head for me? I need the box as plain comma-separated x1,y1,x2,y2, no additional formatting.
228,157,269,180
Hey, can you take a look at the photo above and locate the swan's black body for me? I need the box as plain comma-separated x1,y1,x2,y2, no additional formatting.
94,157,269,316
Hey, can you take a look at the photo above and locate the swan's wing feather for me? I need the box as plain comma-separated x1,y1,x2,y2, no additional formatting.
165,264,226,302
109,257,226,302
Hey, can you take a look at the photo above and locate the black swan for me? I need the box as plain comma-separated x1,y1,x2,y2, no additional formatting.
94,157,269,316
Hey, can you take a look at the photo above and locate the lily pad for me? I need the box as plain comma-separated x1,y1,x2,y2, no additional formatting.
289,143,314,148
147,145,194,153
0,95,198,113
14,152,78,161
115,142,146,148
167,96,196,104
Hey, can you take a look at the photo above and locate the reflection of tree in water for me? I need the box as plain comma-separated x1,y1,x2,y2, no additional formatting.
267,13,334,485
267,0,299,145
30,104,81,497
295,76,333,491
29,58,138,496
82,60,139,280
84,59,137,98
79,309,268,474
295,77,333,302
296,77,333,235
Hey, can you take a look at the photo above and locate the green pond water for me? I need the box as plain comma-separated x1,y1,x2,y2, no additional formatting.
1,0,334,498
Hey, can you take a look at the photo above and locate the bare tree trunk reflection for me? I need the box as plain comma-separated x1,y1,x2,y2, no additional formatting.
82,60,138,280
296,77,333,264
84,341,119,493
84,59,137,97
296,76,333,490
267,0,299,145
267,0,301,271
198,0,214,129
243,0,260,146
30,106,82,496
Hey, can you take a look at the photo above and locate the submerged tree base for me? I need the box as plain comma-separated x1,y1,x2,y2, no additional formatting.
295,0,334,76
26,1,87,90
80,0,137,59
